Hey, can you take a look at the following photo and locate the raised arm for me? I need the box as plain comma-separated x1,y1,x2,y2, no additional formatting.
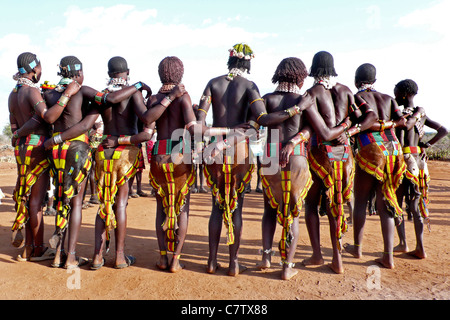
81,81,152,106
32,81,81,124
142,84,187,125
419,116,449,148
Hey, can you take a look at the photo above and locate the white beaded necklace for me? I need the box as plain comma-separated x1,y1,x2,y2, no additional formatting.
16,77,40,90
106,77,129,92
275,82,302,94
314,76,336,90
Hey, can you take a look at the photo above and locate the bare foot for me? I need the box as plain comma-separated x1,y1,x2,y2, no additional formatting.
302,255,324,266
327,262,344,274
407,249,426,259
156,255,169,270
394,243,409,253
17,245,34,262
51,250,67,268
206,260,220,274
281,266,298,280
169,257,185,273
228,263,247,277
256,259,271,270
375,254,395,269
344,243,362,258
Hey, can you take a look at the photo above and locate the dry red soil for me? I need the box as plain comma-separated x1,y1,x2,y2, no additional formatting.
0,150,448,302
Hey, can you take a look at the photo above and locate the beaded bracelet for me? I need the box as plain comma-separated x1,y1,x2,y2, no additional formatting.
134,82,143,90
289,132,307,146
12,130,19,139
378,120,386,132
285,105,300,117
94,92,104,106
57,94,70,107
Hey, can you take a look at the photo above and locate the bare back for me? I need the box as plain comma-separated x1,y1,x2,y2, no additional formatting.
205,75,261,127
263,92,303,143
148,93,194,140
101,92,140,136
309,82,353,127
356,90,400,121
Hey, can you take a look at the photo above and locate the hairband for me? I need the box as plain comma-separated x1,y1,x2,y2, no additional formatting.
19,57,40,74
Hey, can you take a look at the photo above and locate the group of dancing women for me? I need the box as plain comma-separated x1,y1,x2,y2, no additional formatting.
8,43,447,280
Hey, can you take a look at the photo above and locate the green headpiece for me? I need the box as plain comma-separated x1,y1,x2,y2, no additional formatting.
228,43,255,60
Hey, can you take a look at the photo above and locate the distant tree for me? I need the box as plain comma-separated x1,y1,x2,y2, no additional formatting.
2,124,12,139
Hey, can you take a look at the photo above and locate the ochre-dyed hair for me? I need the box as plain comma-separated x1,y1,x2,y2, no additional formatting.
355,63,376,85
158,56,184,84
17,52,40,73
309,51,338,77
395,79,418,96
58,56,83,78
272,57,308,85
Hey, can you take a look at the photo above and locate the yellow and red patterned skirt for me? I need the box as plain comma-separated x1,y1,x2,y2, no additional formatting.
261,141,312,262
204,139,254,245
12,134,50,236
355,128,405,219
149,139,195,252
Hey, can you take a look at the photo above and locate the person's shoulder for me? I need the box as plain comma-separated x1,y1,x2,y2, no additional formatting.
179,91,192,104
308,84,325,95
335,82,353,93
209,75,226,83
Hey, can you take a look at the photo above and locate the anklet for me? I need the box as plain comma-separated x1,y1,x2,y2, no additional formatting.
160,251,167,256
258,248,275,256
173,254,181,260
280,260,295,268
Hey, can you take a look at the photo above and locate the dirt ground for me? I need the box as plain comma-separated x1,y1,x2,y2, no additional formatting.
0,147,449,301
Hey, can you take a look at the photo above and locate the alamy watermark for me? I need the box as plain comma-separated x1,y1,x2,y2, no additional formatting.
166,126,282,175
366,265,381,290
66,268,81,290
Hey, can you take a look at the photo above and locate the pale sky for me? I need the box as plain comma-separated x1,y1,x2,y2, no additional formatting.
1,0,449,130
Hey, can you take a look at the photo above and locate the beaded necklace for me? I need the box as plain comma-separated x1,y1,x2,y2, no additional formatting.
275,82,302,94
15,77,40,90
357,83,376,92
55,78,73,92
314,76,336,90
226,68,247,81
106,77,128,92
158,83,176,94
